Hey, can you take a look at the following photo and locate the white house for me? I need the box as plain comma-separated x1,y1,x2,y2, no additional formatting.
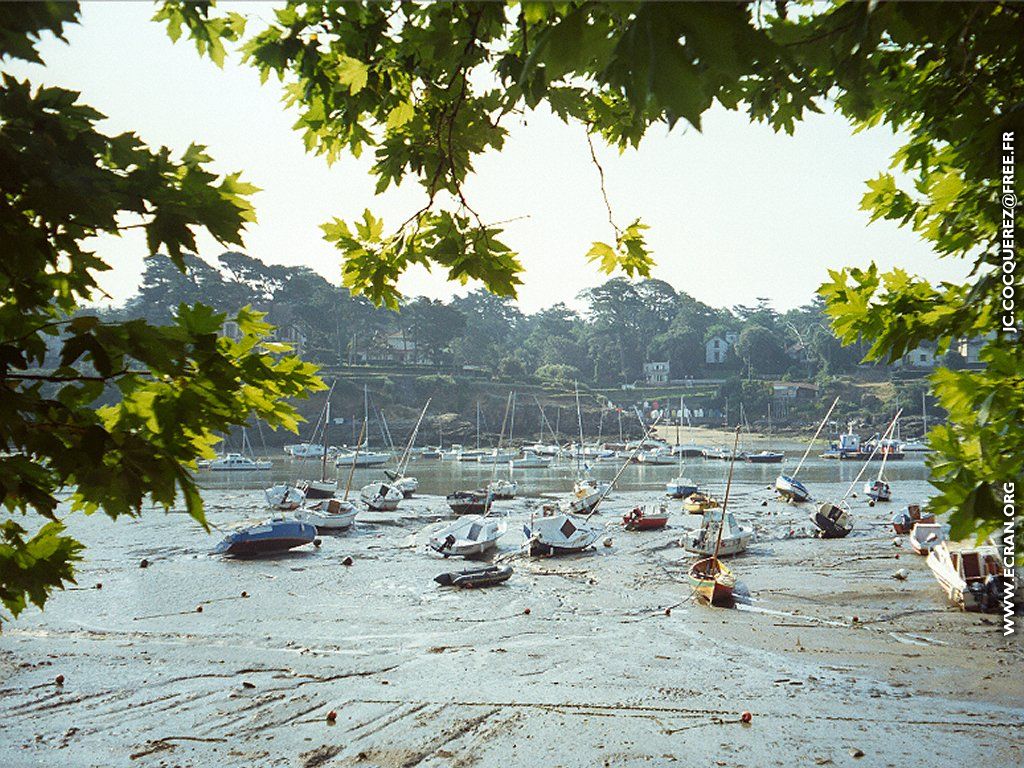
895,343,935,369
705,331,738,364
956,334,992,366
643,361,670,384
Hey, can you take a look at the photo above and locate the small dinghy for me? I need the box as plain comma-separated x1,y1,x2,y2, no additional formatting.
429,515,507,557
264,483,305,511
926,542,1002,612
774,474,811,503
524,507,604,556
908,522,945,555
434,564,513,589
622,504,670,531
360,482,402,511
684,510,754,557
892,503,935,534
213,517,317,556
487,478,517,500
298,498,357,532
810,501,854,538
682,492,719,514
688,557,736,606
447,489,490,515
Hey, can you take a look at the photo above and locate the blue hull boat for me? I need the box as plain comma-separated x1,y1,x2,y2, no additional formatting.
775,474,811,503
214,517,317,556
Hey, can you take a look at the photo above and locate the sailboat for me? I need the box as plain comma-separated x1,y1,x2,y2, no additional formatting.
298,384,339,499
864,411,899,502
209,427,273,471
775,396,839,503
745,402,784,463
385,399,430,497
487,392,518,500
901,391,931,452
687,426,742,606
666,396,698,498
335,384,391,467
298,421,364,531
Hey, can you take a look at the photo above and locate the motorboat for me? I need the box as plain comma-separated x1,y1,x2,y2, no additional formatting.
264,484,305,511
684,509,753,557
926,542,1003,612
434,564,513,588
510,451,551,469
524,508,604,556
744,450,784,464
892,504,935,534
775,474,811,503
637,448,675,465
702,447,731,460
622,505,669,531
810,501,854,538
213,517,317,556
447,490,491,515
476,449,517,464
908,522,946,555
665,477,698,499
359,482,402,511
486,478,517,500
285,443,326,458
298,498,358,531
900,439,929,453
429,515,507,557
208,452,272,471
334,450,391,467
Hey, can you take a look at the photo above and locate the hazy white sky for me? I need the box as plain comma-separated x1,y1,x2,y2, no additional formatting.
11,2,969,313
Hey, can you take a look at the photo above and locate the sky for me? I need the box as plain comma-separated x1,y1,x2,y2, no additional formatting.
10,2,970,314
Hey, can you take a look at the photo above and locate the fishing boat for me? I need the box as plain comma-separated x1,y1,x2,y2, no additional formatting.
622,504,669,531
684,509,754,557
510,450,551,469
486,478,517,500
926,542,1003,612
429,515,507,557
213,517,317,556
524,506,604,556
665,477,699,499
359,481,402,511
810,501,854,538
447,489,491,515
264,484,305,511
682,491,719,514
891,504,935,534
434,564,513,588
775,396,839,503
908,522,946,555
298,498,358,531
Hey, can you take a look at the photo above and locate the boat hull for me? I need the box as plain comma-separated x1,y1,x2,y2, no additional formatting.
775,475,810,503
687,558,736,606
214,519,317,556
622,507,669,531
811,502,853,538
434,565,513,588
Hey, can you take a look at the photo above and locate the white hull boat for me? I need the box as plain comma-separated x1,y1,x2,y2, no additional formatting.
335,450,391,467
299,498,358,531
264,484,305,511
926,542,1002,612
384,471,418,497
908,522,946,555
300,479,337,499
208,453,272,471
477,450,517,464
429,515,507,558
286,443,327,458
359,482,403,511
524,511,603,556
510,451,551,469
565,485,602,515
684,510,754,557
486,478,517,500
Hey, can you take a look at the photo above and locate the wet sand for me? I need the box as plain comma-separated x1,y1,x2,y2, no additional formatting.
1,483,1021,767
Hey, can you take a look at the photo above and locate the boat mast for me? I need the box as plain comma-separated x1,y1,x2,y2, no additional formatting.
792,396,840,478
321,398,330,483
476,401,481,450
342,422,366,501
842,409,902,502
712,426,743,562
574,381,584,476
363,383,370,450
398,399,430,476
585,416,663,520
677,395,684,475
922,390,928,434
876,410,900,483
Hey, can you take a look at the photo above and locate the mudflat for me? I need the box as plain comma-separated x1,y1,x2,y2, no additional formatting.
1,485,1020,767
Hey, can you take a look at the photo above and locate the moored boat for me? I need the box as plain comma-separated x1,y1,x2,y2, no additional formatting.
682,492,719,514
510,451,551,469
926,542,1002,612
385,470,419,498
687,557,736,606
208,452,272,471
486,478,517,500
864,479,892,502
264,483,305,511
665,477,699,499
684,509,753,557
434,564,513,588
359,482,402,511
745,450,784,464
447,489,491,515
774,474,811,503
300,479,338,499
908,522,946,555
892,504,935,534
524,507,604,556
213,517,317,556
298,498,358,531
810,501,854,538
622,504,669,531
429,515,507,558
